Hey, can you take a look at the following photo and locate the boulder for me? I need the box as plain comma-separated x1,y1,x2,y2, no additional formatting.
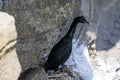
1,0,120,80
0,11,21,80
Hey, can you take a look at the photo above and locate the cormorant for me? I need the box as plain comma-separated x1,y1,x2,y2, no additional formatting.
43,16,89,73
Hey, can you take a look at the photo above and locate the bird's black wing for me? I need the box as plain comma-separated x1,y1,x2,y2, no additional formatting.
45,39,72,69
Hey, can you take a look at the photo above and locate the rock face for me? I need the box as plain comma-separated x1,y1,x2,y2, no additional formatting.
2,0,84,75
1,0,85,80
0,12,21,80
95,0,120,51
0,11,47,80
0,0,120,80
18,66,47,80
89,0,120,80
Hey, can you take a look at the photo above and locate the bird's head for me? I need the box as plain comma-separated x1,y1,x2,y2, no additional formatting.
74,16,89,24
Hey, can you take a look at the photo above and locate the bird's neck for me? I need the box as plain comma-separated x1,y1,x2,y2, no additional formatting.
66,20,78,39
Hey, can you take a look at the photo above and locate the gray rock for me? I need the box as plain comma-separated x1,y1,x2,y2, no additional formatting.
18,66,47,80
3,0,85,69
1,0,120,80
2,0,84,79
95,0,120,51
0,0,3,10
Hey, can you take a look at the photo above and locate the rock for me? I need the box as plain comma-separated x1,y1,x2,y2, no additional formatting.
1,0,120,80
90,0,120,80
0,0,3,10
18,66,47,80
0,12,21,80
2,0,85,79
48,70,85,80
65,39,93,80
96,0,120,51
2,0,84,74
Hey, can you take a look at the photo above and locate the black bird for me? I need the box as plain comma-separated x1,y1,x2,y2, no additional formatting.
43,16,89,72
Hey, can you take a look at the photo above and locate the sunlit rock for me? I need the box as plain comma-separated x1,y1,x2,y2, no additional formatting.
0,12,21,80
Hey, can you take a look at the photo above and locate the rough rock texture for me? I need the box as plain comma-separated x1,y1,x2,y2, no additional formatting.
0,0,3,10
18,66,47,80
2,0,84,72
95,0,120,51
0,0,120,80
2,0,85,79
0,12,21,80
87,0,120,80
0,11,48,80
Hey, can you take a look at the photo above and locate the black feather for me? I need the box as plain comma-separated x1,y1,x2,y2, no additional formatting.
43,16,88,72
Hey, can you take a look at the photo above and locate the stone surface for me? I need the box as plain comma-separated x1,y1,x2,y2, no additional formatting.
48,71,85,80
0,0,120,80
0,12,21,80
2,0,84,74
95,0,120,51
18,66,47,80
0,0,3,10
91,0,120,80
1,0,85,79
65,39,93,80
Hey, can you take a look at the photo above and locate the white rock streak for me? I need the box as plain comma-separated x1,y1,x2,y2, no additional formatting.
65,39,93,80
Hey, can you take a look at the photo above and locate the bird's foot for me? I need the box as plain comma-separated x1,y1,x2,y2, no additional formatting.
59,65,67,71
54,69,63,74
67,72,75,78
63,66,75,78
47,70,54,75
54,65,66,73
